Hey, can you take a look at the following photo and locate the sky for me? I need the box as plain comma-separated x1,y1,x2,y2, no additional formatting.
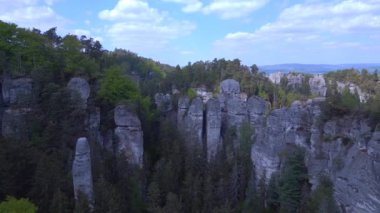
1,0,380,66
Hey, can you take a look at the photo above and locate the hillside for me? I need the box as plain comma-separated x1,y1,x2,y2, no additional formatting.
0,21,379,213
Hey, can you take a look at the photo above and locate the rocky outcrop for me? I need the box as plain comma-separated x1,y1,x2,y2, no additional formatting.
67,77,90,108
268,72,285,84
72,137,94,208
247,96,269,131
206,98,221,161
114,105,143,167
220,79,240,96
337,81,369,103
250,98,380,212
194,87,213,103
177,97,204,148
2,78,33,106
286,73,304,88
309,74,327,97
154,93,172,112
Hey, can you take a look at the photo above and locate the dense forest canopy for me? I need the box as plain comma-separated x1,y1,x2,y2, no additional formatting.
0,21,379,213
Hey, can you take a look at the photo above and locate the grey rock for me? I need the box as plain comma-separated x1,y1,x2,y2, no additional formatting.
2,78,33,106
186,97,204,146
194,87,213,103
286,73,304,88
154,93,172,112
225,96,247,129
67,77,90,108
72,137,94,208
114,105,143,167
177,97,204,148
268,72,285,84
220,79,240,96
309,74,327,97
114,105,141,128
247,96,269,130
251,98,380,212
115,126,143,167
206,98,221,161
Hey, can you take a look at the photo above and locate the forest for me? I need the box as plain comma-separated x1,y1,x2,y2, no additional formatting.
0,21,379,213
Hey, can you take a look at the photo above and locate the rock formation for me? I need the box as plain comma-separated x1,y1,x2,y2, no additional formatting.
67,77,90,108
268,72,285,84
154,93,172,112
309,74,327,96
250,98,380,212
72,137,94,208
114,105,144,167
177,97,204,148
206,98,221,161
2,77,33,106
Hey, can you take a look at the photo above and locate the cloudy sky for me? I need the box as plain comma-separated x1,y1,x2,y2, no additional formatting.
1,0,380,66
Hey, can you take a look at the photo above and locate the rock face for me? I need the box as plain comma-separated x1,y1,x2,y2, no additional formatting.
309,74,327,96
114,105,144,167
268,72,285,84
177,97,204,148
250,98,380,213
72,137,94,208
154,93,172,112
220,79,240,96
67,77,90,108
286,73,304,88
2,78,33,106
206,98,221,161
337,81,369,103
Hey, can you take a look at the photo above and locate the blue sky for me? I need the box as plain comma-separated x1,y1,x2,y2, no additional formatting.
1,0,380,66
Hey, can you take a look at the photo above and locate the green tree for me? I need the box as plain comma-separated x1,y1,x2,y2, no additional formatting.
0,196,37,213
97,66,139,105
278,148,309,213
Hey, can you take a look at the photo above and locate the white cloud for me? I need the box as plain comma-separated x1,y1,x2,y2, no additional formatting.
0,0,67,31
163,0,203,12
163,0,269,19
214,0,380,64
203,0,269,19
99,0,196,53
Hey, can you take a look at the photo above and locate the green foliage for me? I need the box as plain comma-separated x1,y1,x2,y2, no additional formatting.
278,148,309,213
307,175,340,213
97,66,139,105
0,196,37,213
186,88,197,100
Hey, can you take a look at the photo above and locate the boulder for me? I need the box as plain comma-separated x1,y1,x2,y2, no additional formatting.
67,77,90,108
72,137,94,208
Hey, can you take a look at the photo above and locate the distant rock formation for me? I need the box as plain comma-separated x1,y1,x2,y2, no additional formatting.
72,137,94,208
114,105,144,167
309,74,327,96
